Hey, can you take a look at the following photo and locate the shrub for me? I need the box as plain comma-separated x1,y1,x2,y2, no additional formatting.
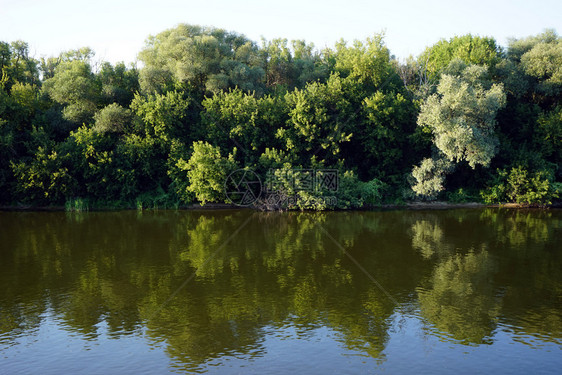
480,166,559,205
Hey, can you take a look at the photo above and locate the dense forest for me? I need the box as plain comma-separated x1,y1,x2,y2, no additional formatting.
0,25,561,210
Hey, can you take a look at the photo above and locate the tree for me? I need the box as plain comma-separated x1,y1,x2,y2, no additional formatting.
176,141,237,204
281,74,353,166
130,91,191,142
419,34,501,82
519,32,562,96
93,103,131,134
201,89,282,165
98,62,139,107
418,62,506,168
42,59,100,124
480,166,559,205
138,24,265,95
411,62,506,198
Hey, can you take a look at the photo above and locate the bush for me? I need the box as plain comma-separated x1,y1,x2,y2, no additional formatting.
480,166,559,205
176,141,237,205
446,188,480,203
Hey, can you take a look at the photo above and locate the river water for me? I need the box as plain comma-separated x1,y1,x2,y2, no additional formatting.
0,209,561,374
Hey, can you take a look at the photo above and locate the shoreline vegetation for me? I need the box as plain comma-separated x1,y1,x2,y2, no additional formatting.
1,201,560,213
1,25,561,211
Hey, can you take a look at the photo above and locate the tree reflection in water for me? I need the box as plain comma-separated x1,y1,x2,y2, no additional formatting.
0,208,561,371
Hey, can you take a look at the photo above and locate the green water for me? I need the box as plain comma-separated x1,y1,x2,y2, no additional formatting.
0,209,561,374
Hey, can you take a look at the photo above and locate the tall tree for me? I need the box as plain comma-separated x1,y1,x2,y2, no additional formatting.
412,61,506,198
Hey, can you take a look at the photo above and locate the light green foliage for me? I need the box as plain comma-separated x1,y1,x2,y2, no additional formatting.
506,30,562,100
93,103,131,134
59,47,95,63
63,126,118,199
507,30,558,61
260,38,327,89
419,34,501,81
138,24,264,94
1,81,39,131
42,59,100,124
411,156,454,200
418,63,506,168
282,74,353,165
480,166,559,205
130,91,190,142
331,34,391,88
257,147,293,172
262,164,329,210
177,141,237,204
9,82,37,119
202,89,279,162
519,35,562,95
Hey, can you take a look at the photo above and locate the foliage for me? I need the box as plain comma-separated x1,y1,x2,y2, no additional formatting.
0,26,560,209
480,166,559,205
419,34,501,81
11,146,74,203
417,62,506,169
411,156,454,200
130,90,191,142
93,103,131,134
138,24,265,95
176,141,237,204
42,59,100,124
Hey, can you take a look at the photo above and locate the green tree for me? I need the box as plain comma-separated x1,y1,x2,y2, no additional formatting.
42,59,100,124
419,34,501,82
201,89,283,165
412,62,506,198
176,141,237,204
480,166,559,205
93,103,131,134
11,145,74,203
98,62,139,107
281,74,353,166
138,24,265,95
130,90,191,143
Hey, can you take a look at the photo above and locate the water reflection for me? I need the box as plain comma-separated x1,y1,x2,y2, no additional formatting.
0,209,561,372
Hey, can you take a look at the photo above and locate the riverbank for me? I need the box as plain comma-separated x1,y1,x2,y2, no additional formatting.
2,201,560,212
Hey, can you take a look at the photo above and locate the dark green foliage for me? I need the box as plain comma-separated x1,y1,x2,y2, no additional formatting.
0,26,560,209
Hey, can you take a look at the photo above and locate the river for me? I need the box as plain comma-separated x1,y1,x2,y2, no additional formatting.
0,208,561,374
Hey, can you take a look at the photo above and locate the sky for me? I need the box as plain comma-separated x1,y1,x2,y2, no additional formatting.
1,0,561,65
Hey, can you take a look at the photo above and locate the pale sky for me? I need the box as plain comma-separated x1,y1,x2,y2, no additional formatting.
1,0,560,65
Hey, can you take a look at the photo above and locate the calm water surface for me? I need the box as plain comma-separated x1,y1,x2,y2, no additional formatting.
0,209,561,374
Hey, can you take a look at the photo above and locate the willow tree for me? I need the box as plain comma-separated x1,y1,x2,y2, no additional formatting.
138,24,265,95
42,59,100,124
411,61,506,198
